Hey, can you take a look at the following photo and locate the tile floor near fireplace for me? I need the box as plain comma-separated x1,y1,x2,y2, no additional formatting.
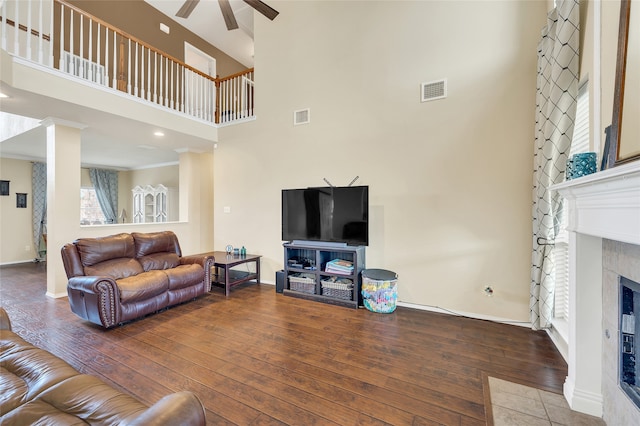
488,377,605,425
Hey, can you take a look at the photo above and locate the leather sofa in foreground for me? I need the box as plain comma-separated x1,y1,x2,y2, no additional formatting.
61,231,214,328
0,307,206,425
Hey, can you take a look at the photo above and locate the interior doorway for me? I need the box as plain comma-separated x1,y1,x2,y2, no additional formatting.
184,42,217,120
184,42,217,77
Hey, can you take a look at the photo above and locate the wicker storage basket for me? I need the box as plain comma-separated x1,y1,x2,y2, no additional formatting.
289,273,316,294
321,278,353,300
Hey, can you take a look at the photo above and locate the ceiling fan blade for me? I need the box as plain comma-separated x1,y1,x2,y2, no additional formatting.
219,0,239,30
243,0,279,21
176,0,200,18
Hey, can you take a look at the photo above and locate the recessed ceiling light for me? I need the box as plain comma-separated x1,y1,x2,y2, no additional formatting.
154,131,165,137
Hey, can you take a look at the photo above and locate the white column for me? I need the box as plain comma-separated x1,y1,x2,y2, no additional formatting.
42,117,86,298
177,149,214,253
564,232,604,416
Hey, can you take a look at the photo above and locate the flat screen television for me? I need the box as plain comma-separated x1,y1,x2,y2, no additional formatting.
282,185,369,246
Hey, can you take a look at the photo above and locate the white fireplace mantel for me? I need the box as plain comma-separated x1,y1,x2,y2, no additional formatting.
550,160,640,418
552,161,640,245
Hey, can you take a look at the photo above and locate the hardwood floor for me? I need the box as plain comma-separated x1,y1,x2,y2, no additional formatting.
0,262,567,425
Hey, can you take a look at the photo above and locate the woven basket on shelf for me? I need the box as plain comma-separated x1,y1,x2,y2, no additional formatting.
289,273,316,294
321,278,353,300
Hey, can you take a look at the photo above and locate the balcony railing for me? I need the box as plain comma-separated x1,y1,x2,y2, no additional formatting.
0,0,254,125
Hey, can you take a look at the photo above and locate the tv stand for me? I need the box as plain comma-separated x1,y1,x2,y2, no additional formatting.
282,242,365,309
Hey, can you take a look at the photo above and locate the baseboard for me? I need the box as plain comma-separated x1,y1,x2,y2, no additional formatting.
564,377,604,417
546,324,569,362
0,259,42,267
396,301,531,328
45,291,68,299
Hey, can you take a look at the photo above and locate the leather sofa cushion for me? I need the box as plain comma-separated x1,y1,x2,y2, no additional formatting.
2,375,147,425
83,257,143,280
165,264,205,290
117,271,169,303
75,233,136,267
138,252,180,272
0,330,82,416
133,231,179,257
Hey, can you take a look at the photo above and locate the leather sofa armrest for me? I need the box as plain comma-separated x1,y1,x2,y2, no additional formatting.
68,275,119,294
180,254,215,287
68,276,120,328
126,391,206,426
180,253,215,268
0,307,12,331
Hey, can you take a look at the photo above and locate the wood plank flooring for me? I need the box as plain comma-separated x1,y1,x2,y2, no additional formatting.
0,262,567,425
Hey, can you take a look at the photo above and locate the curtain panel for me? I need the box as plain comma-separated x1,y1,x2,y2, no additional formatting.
89,169,118,224
32,162,47,261
530,0,580,330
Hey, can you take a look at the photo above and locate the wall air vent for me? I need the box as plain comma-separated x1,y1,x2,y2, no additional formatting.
421,79,447,102
293,108,311,126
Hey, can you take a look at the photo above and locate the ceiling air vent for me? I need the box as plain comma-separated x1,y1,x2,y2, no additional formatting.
293,108,310,126
421,79,447,102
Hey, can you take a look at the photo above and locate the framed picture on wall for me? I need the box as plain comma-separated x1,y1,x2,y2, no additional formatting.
0,180,9,196
16,193,27,208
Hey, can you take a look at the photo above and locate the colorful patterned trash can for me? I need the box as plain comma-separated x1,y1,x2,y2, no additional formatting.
361,269,398,313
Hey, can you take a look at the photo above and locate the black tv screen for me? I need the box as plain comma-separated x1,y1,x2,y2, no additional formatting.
282,185,369,246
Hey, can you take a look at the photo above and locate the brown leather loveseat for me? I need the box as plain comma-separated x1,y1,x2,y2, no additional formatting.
61,231,214,328
0,307,206,425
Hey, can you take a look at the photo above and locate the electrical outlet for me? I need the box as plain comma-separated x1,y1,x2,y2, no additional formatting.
25,245,31,252
223,206,231,213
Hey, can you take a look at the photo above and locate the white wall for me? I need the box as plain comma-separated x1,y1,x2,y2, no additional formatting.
0,158,37,263
215,1,548,322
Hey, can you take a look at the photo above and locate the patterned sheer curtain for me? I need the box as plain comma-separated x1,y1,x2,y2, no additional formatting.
32,162,47,261
530,0,579,330
89,168,118,224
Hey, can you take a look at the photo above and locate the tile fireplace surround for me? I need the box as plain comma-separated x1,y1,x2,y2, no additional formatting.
552,160,640,425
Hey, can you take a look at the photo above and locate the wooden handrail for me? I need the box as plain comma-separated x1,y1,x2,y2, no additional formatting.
218,67,255,83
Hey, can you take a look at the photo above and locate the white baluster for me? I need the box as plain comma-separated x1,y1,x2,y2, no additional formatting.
26,0,32,59
153,51,158,103
140,46,145,100
79,14,84,77
134,42,138,97
112,30,117,88
147,48,151,101
96,23,101,84
13,0,18,55
69,10,75,74
180,66,185,113
48,0,53,66
170,60,174,109
104,27,109,87
58,3,64,70
159,54,164,105
127,38,131,94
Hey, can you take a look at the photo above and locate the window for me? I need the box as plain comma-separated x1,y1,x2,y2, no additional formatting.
553,80,589,333
80,188,106,225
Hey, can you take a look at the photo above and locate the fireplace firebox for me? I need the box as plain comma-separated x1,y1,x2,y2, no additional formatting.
620,276,640,409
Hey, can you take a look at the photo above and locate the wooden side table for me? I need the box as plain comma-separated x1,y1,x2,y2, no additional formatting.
208,251,261,296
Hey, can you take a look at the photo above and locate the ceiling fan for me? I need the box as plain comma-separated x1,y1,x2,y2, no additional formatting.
175,0,279,31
